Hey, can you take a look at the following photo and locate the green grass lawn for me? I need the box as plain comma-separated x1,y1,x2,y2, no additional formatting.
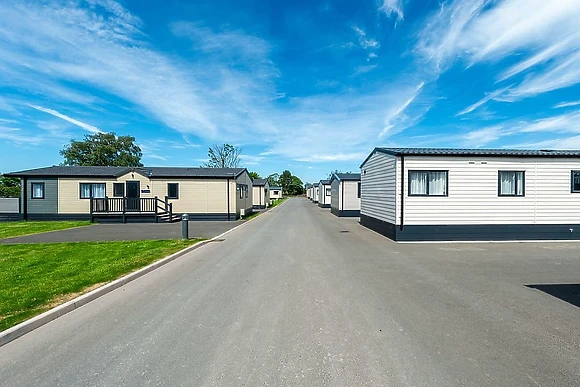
0,221,92,239
0,239,201,331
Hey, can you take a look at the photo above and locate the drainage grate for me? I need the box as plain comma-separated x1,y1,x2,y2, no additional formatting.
340,230,350,233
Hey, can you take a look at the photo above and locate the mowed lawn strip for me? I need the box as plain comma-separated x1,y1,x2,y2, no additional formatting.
0,239,202,332
0,221,92,239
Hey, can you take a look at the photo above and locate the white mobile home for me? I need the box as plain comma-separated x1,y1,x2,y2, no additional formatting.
252,179,270,209
307,187,312,200
312,184,319,203
329,173,361,217
360,147,580,242
318,180,331,208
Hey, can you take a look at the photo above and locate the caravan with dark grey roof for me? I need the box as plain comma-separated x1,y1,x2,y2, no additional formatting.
252,179,270,209
318,180,331,208
6,166,253,222
329,173,361,217
359,147,580,242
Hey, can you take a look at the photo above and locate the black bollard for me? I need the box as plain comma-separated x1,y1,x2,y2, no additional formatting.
181,213,189,239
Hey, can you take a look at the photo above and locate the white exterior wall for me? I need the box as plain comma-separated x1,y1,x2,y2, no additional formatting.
319,183,331,205
313,186,319,202
360,152,397,223
342,181,360,211
397,156,580,225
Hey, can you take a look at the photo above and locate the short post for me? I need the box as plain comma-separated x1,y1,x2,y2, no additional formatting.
181,213,189,239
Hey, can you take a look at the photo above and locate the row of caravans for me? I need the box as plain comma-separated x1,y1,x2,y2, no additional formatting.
308,147,580,242
307,174,361,218
5,166,283,223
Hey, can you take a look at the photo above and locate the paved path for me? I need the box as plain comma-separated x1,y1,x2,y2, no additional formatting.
1,198,579,386
0,221,239,244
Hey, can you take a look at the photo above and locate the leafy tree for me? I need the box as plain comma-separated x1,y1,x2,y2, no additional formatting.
266,173,280,187
203,143,241,168
60,132,143,167
289,175,304,195
0,175,20,197
249,171,261,180
280,170,293,194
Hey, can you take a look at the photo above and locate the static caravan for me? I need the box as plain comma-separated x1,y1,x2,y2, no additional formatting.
329,173,361,217
312,184,319,203
318,180,331,208
252,179,270,209
360,147,580,242
6,166,253,222
270,186,283,201
307,187,312,200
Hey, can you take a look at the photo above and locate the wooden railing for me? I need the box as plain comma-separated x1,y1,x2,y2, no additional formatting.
90,196,172,217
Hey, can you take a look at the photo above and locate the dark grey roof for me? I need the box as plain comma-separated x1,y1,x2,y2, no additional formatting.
332,173,360,181
6,166,246,179
319,179,331,185
361,147,580,167
252,179,268,186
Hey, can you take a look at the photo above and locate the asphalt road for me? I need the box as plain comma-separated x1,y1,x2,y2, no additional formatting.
1,198,579,386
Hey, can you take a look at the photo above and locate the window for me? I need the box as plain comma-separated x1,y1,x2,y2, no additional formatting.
31,182,44,199
167,183,179,199
357,182,361,198
326,188,331,196
273,190,279,195
113,183,124,197
572,171,580,193
80,183,106,199
238,184,248,199
498,171,525,196
409,171,448,196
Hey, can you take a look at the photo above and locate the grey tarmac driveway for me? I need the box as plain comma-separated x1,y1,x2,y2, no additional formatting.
1,198,579,386
0,221,240,244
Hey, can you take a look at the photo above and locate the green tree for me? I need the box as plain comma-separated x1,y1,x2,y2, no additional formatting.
279,170,293,194
203,143,241,168
0,175,20,197
60,132,143,167
249,171,261,180
289,175,304,195
266,173,280,187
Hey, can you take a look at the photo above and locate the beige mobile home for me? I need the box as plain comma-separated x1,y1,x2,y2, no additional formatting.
329,173,361,217
270,186,283,201
252,179,270,209
318,179,331,208
360,147,580,241
6,166,253,222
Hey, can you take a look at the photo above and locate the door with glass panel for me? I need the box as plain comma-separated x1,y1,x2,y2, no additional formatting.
126,181,140,211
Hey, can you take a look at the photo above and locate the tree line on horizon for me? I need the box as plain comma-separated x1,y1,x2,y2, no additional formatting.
1,132,305,197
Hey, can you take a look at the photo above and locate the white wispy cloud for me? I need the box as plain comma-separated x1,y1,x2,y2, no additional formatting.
456,86,512,116
415,0,580,100
379,82,426,138
28,105,101,133
459,109,580,147
379,0,404,20
352,26,380,50
554,100,580,109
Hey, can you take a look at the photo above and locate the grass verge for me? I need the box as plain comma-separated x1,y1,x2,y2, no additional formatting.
0,221,92,239
0,239,201,331
270,197,287,208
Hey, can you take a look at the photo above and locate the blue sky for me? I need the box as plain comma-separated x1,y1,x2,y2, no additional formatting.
1,0,580,184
